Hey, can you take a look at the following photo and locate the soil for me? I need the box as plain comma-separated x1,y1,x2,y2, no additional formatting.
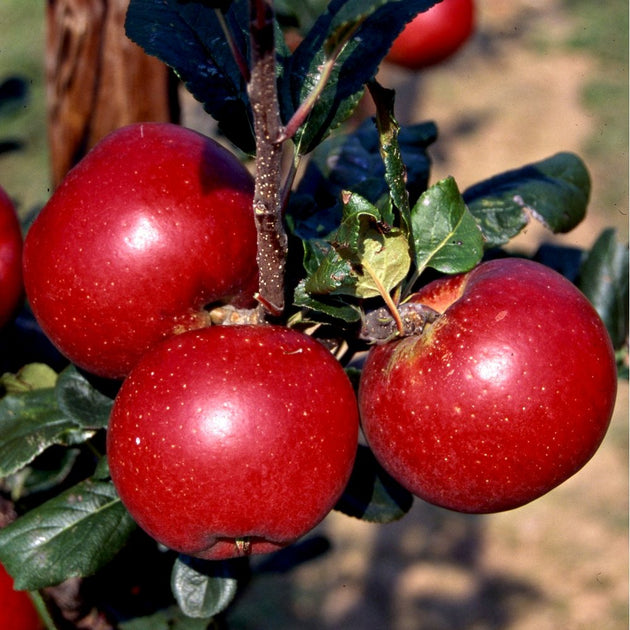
215,2,629,628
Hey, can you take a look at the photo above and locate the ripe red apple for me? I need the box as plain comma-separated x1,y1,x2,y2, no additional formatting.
359,258,617,513
386,0,475,70
0,562,43,630
107,324,359,560
0,185,23,328
22,122,257,379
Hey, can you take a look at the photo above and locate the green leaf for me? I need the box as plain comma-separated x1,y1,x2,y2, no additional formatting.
279,0,440,153
463,152,591,248
0,479,137,590
293,281,363,323
55,366,114,430
335,445,413,522
354,228,411,299
288,119,436,241
0,388,93,478
303,241,357,296
369,80,411,233
125,0,255,153
171,556,239,619
577,228,629,350
120,606,211,630
275,0,330,32
0,366,113,478
303,193,411,300
411,176,484,276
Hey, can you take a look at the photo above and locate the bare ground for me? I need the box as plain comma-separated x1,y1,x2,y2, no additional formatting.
220,2,629,628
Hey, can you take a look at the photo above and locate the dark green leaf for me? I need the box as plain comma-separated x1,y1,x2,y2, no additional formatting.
0,479,136,590
55,366,114,430
275,0,330,32
369,80,411,233
411,176,484,276
279,0,439,152
288,119,435,240
302,240,356,295
172,556,239,619
577,228,629,350
5,449,81,500
293,281,362,323
120,606,211,630
0,388,93,478
0,365,113,477
463,152,591,248
125,0,254,152
335,445,413,522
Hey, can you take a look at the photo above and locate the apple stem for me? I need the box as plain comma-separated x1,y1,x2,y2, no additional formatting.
248,0,288,318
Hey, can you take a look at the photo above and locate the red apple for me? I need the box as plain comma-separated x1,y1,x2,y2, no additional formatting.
359,258,617,513
0,562,43,630
0,185,23,328
386,0,475,70
22,123,257,379
107,324,359,560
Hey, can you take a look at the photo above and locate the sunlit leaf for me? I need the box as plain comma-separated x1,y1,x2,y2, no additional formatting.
411,177,484,276
463,152,590,248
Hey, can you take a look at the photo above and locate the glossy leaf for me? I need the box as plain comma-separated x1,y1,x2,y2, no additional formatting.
288,119,435,241
463,152,591,248
411,176,484,276
369,80,411,233
171,556,239,619
125,0,255,152
280,0,439,153
0,388,92,478
293,281,363,322
335,445,413,522
55,366,114,430
304,193,411,300
0,365,113,478
577,228,629,350
0,479,136,590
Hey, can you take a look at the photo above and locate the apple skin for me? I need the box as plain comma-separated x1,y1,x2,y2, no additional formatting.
107,324,359,560
0,563,43,630
359,258,617,513
0,185,23,328
386,0,475,70
22,122,257,379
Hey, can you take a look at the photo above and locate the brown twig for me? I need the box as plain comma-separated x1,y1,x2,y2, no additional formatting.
248,0,287,318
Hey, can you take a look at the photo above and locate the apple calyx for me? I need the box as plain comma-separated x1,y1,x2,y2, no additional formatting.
234,538,252,556
360,301,440,343
208,304,261,326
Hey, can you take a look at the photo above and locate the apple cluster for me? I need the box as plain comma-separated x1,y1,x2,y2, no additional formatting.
21,123,617,563
22,123,360,560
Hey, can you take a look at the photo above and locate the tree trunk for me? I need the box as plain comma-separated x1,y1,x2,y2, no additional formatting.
46,0,179,188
